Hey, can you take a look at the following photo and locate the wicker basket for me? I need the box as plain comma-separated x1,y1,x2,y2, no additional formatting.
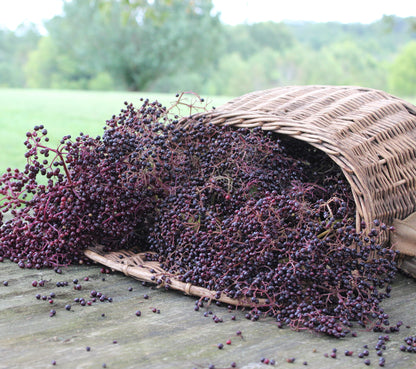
191,85,416,230
86,85,416,297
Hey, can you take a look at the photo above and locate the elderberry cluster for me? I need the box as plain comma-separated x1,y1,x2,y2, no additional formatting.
143,115,398,337
0,98,399,337
0,100,167,267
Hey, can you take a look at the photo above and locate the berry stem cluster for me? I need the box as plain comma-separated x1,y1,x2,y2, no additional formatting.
0,97,399,337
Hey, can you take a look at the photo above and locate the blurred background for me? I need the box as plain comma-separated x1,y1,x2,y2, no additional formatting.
0,0,415,97
0,0,415,170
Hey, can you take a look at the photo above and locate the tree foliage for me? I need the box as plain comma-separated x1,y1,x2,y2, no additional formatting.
388,41,416,96
0,2,415,97
0,24,40,87
224,21,294,58
24,0,222,91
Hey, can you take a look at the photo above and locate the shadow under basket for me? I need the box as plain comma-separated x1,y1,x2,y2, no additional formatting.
85,85,416,298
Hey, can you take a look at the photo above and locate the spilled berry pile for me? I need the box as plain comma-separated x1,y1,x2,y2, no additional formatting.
0,97,399,337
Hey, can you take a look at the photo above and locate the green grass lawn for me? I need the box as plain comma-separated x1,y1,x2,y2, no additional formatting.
0,88,232,172
1,88,415,174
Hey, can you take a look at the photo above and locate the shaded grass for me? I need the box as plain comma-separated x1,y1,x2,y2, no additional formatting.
0,88,232,172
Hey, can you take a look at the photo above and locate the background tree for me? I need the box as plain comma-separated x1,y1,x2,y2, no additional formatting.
1,1,415,97
316,40,386,88
224,21,294,58
0,24,40,87
388,41,416,96
25,0,223,91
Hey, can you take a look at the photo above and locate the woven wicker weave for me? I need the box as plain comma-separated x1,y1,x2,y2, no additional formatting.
86,85,416,294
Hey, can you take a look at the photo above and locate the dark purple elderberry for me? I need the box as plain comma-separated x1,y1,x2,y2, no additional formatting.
404,335,416,347
379,357,386,366
0,101,170,268
144,121,397,337
0,97,398,339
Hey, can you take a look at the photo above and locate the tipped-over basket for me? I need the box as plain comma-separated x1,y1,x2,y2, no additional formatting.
86,85,416,298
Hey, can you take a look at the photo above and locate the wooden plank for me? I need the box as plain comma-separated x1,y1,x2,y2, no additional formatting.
1,260,416,369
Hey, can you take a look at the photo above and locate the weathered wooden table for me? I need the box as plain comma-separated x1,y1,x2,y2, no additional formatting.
1,260,416,369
